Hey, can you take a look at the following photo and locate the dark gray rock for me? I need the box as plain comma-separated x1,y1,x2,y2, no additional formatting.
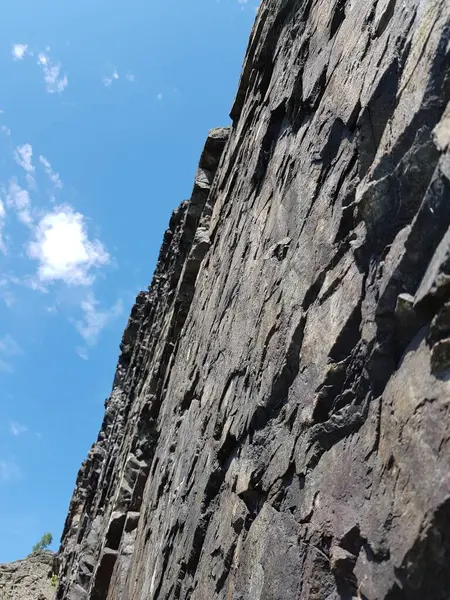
55,1,450,599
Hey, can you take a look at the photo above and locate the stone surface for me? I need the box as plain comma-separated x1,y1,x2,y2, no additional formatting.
0,551,55,600
54,1,450,599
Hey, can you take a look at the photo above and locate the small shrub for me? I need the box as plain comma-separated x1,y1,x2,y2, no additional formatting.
32,532,53,553
51,574,58,588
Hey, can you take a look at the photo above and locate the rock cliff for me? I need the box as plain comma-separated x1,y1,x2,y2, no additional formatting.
0,551,55,600
55,1,450,599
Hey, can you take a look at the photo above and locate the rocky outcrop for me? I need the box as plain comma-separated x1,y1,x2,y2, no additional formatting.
55,127,231,600
56,1,450,599
0,551,55,600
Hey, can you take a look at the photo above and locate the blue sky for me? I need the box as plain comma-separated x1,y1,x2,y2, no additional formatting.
0,0,257,563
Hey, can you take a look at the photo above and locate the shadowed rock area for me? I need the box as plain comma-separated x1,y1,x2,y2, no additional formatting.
51,0,450,599
0,551,55,600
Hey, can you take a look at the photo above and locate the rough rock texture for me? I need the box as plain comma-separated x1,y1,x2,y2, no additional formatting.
0,551,55,600
56,1,450,599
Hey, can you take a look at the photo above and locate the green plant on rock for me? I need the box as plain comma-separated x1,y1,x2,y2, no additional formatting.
32,532,53,553
51,574,58,588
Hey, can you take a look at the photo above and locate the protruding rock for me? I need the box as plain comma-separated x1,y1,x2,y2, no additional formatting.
0,551,55,600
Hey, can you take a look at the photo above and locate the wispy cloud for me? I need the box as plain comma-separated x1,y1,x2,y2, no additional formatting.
126,73,135,82
0,460,21,483
102,68,119,87
14,143,34,173
5,178,33,226
11,44,29,61
0,334,23,373
0,359,13,373
74,293,123,346
27,206,110,286
37,52,68,93
10,422,28,437
76,346,89,360
26,173,37,190
0,199,5,253
157,92,163,101
1,125,11,137
0,277,16,306
0,334,22,356
39,155,63,189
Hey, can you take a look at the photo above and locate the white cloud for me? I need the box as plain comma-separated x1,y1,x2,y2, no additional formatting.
6,178,33,225
74,293,123,346
11,45,67,92
126,73,135,82
0,460,21,483
12,44,28,60
39,155,63,189
10,422,28,437
14,143,34,173
38,52,68,93
27,206,110,286
103,69,120,87
1,125,11,136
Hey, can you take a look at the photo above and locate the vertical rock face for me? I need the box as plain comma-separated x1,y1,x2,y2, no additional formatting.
55,127,230,600
57,1,450,599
